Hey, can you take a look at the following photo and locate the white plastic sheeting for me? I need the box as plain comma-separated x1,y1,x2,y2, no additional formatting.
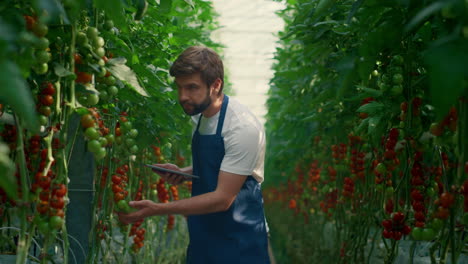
211,0,285,125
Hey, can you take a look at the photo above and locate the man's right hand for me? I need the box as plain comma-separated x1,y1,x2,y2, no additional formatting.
151,163,186,185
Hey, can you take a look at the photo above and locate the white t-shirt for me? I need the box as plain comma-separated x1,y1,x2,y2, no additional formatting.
191,97,265,183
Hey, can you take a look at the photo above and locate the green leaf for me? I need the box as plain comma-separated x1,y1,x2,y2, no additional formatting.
35,0,69,24
0,142,17,200
107,58,149,97
93,0,127,30
53,63,75,78
160,0,173,13
313,0,337,19
356,86,383,98
0,60,39,132
424,39,468,119
183,0,194,9
356,101,385,114
405,1,447,32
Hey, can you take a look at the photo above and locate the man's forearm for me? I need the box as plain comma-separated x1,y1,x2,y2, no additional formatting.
153,190,231,216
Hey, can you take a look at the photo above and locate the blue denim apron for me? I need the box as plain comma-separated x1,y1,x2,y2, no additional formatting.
186,95,270,264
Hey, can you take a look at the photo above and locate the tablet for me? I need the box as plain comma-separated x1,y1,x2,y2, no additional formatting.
144,164,199,179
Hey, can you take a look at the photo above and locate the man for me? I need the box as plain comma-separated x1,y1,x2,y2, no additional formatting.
118,46,270,263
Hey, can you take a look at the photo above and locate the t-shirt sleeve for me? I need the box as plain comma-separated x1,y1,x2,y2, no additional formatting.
220,123,261,176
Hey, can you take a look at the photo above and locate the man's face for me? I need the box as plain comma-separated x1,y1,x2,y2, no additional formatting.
175,73,212,116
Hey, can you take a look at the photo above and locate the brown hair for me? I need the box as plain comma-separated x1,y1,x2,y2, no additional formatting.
169,46,224,92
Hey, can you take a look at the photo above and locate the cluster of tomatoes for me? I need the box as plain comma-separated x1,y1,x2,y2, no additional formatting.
36,82,56,126
348,135,365,181
0,125,18,150
331,143,347,161
128,180,146,252
319,189,338,216
32,149,67,234
382,212,411,241
342,177,355,199
23,15,51,75
375,55,405,96
115,116,139,156
374,128,400,186
462,176,468,222
429,107,458,136
130,221,145,252
167,185,180,230
409,151,429,227
80,109,114,160
111,164,130,205
306,161,320,193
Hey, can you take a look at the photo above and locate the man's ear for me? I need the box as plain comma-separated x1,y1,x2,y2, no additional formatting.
211,78,222,95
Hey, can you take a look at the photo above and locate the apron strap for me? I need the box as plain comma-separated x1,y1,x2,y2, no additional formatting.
216,95,229,136
195,94,229,135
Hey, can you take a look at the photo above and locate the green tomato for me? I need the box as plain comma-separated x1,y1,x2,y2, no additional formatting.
95,147,107,160
128,129,138,138
49,216,63,230
93,36,105,49
84,127,100,140
411,227,423,240
87,139,101,153
122,121,132,132
107,85,118,96
86,27,99,39
392,55,404,65
106,76,116,86
421,228,436,241
375,163,387,174
130,145,139,154
33,23,48,37
37,219,50,234
99,91,109,101
392,74,403,84
76,32,89,46
115,136,122,145
105,134,115,144
95,47,105,58
104,20,114,30
125,138,135,147
86,93,100,106
35,37,50,50
99,137,108,147
35,50,51,64
426,187,435,197
39,115,48,126
33,63,48,75
117,200,133,213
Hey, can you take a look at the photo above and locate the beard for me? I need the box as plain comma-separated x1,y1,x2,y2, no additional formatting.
180,90,212,116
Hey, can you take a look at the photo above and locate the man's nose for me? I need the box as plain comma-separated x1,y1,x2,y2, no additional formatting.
179,88,188,102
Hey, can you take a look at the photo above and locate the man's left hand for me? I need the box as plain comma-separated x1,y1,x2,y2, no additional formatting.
117,200,157,224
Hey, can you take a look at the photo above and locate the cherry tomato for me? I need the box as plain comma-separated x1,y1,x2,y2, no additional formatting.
80,114,95,128
84,127,100,140
40,95,54,106
49,215,63,230
50,196,65,209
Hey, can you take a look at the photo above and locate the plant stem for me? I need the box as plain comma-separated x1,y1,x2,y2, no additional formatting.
14,115,30,264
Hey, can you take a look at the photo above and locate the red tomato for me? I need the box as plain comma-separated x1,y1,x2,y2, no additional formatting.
50,196,65,209
52,184,67,197
40,95,54,106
